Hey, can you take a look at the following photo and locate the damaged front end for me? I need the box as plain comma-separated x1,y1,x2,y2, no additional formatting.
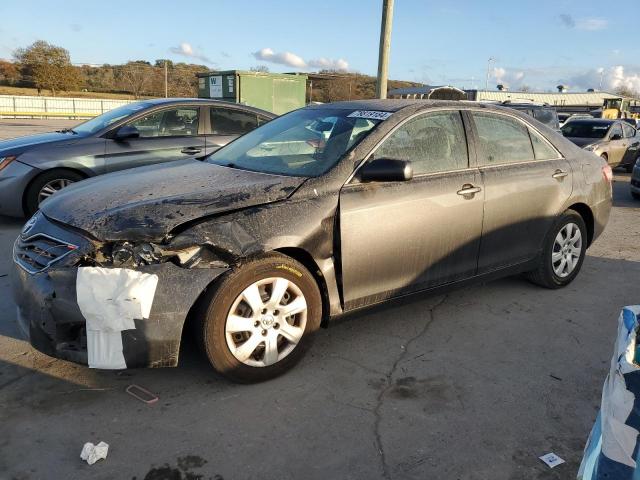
11,212,230,369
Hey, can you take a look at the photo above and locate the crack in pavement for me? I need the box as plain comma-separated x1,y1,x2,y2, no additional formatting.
372,294,449,479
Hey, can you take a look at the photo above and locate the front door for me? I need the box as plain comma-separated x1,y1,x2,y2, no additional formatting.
339,110,484,310
468,111,573,273
607,122,627,166
105,105,205,173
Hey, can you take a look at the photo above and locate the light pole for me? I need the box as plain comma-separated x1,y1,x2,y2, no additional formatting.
485,57,495,91
376,0,394,99
164,60,168,98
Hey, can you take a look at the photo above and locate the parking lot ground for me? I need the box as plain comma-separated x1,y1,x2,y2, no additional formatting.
0,118,81,140
0,120,639,478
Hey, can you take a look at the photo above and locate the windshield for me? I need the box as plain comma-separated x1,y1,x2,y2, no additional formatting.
561,122,611,139
73,102,151,135
207,108,384,177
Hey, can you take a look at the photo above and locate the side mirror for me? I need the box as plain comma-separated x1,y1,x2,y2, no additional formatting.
610,133,622,141
358,158,413,183
114,125,140,141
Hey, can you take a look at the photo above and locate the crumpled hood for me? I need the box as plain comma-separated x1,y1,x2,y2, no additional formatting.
41,159,306,241
565,137,601,148
0,131,81,156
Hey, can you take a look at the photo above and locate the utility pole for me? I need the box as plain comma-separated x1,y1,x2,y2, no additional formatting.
485,57,495,91
375,0,394,99
164,60,168,98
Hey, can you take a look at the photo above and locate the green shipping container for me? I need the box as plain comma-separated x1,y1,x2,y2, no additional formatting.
197,70,307,115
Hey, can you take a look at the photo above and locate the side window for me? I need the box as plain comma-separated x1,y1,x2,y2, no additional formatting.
529,128,560,160
210,108,258,135
472,112,535,165
375,111,468,175
610,123,623,139
622,123,636,138
532,108,559,129
128,108,199,138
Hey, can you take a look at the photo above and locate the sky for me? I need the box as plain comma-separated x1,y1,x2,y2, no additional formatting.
1,0,638,93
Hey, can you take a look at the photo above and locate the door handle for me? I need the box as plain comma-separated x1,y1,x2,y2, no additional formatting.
181,147,202,154
552,170,569,179
457,184,482,197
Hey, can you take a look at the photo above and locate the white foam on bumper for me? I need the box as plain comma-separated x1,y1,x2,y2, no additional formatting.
77,267,158,369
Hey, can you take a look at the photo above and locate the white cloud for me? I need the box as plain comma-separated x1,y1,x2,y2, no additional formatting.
252,47,349,71
558,14,608,31
308,57,350,71
169,42,214,65
491,67,525,88
253,48,306,68
567,65,640,93
575,18,608,31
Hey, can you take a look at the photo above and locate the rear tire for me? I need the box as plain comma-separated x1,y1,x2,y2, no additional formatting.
632,191,640,201
526,210,587,289
198,253,322,383
24,169,84,216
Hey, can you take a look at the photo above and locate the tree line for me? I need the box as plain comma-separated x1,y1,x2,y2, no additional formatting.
0,40,209,98
0,40,420,101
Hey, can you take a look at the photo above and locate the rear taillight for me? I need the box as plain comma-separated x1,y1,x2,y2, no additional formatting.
602,164,613,183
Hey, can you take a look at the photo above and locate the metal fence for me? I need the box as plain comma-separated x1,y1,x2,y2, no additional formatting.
0,95,135,119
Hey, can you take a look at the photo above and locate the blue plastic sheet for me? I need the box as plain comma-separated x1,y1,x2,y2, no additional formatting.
578,306,640,480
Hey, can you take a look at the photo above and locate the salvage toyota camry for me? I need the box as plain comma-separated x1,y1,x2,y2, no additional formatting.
11,100,612,382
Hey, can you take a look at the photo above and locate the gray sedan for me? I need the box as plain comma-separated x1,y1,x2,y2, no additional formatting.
0,98,275,217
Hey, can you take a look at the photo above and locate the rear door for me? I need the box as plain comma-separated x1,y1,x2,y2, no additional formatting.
621,122,640,168
105,105,205,173
468,110,573,273
339,110,484,310
207,107,269,153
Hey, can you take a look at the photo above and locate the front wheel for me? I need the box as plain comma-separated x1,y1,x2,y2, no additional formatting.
526,210,587,289
198,254,322,383
25,170,84,216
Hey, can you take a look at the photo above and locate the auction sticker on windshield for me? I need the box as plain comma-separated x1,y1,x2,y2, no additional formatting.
347,110,393,120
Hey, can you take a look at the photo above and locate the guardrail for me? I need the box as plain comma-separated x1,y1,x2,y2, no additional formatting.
0,94,135,119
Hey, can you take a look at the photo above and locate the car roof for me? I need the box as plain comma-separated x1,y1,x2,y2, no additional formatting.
306,99,551,122
140,98,277,117
563,118,614,126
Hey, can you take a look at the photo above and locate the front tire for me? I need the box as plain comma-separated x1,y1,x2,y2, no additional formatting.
632,191,640,201
526,210,587,289
198,254,322,383
25,169,84,216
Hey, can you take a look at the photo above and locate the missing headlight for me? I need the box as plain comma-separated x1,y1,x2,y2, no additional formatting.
105,242,227,269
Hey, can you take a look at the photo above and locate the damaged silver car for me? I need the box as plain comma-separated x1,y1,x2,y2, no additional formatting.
11,100,612,382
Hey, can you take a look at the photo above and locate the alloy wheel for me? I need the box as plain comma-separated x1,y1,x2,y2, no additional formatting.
552,222,582,278
38,179,75,204
225,277,307,367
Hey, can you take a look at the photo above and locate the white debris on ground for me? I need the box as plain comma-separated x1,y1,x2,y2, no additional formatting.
80,441,109,465
539,452,565,468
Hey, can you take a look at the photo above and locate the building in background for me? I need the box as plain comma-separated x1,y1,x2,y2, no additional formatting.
388,85,467,100
197,70,307,115
466,89,623,114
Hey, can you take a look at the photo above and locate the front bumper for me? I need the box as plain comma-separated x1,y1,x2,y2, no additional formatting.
11,257,227,368
0,160,40,217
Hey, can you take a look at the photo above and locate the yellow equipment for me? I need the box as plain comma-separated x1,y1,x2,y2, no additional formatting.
602,97,640,119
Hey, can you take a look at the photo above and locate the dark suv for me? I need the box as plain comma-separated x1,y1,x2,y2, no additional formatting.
499,101,560,131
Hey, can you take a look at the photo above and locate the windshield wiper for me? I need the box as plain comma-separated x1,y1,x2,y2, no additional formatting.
56,128,78,135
